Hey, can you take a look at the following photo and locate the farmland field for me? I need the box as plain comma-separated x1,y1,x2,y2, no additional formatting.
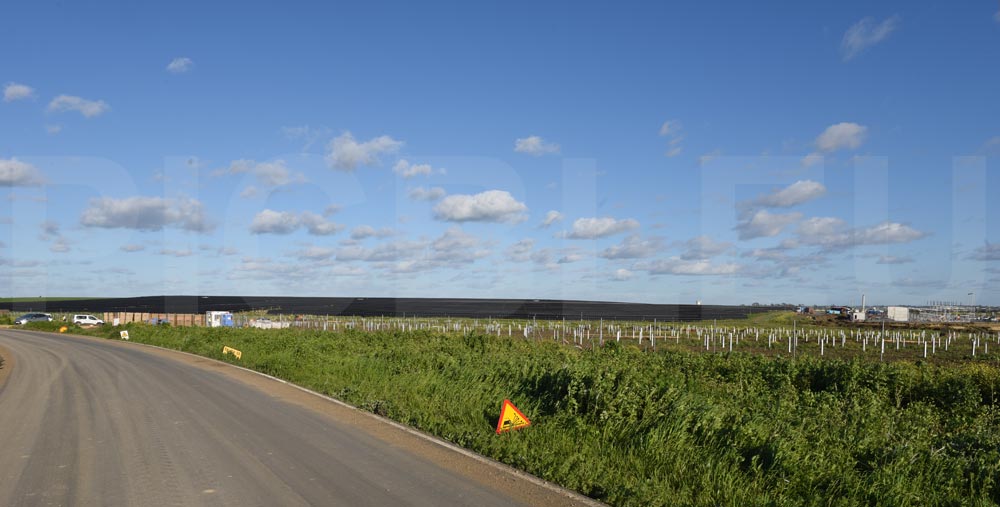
20,312,1000,506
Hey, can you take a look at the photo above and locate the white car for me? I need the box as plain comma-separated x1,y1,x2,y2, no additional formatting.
72,314,104,326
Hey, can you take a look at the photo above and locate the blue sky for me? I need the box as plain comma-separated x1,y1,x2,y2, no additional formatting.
2,1,999,305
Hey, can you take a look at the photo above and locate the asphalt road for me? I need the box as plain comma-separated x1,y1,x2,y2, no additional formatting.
0,329,597,507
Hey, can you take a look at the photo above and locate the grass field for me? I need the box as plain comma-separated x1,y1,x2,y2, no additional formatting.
21,317,1000,506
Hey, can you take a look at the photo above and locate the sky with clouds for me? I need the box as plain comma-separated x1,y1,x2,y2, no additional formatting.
2,1,999,305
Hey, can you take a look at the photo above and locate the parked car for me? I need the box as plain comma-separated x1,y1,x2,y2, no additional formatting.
72,314,104,326
15,313,53,325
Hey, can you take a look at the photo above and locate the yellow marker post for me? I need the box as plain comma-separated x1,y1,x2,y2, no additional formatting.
59,326,68,333
222,346,242,360
495,399,531,434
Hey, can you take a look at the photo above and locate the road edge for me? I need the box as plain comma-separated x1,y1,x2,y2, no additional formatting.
0,343,12,392
25,330,607,507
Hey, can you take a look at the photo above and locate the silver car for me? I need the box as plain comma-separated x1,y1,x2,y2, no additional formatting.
14,313,54,325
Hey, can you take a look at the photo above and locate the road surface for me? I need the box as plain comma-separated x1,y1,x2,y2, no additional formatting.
0,329,597,506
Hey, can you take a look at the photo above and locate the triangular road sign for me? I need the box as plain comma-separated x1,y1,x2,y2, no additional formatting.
495,399,531,434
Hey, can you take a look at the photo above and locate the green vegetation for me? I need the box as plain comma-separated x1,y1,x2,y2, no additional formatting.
27,320,1000,506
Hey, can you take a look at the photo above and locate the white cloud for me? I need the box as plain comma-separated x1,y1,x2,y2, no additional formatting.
680,236,733,260
166,57,194,73
393,159,437,178
433,190,528,223
599,234,663,259
294,246,337,261
796,217,926,250
159,248,193,257
249,210,342,236
612,268,633,281
754,180,826,208
0,158,45,186
815,122,867,152
300,212,342,235
324,204,342,217
735,210,802,240
45,125,62,135
408,186,446,201
514,136,559,156
970,242,1000,261
853,222,926,245
876,255,914,265
640,258,741,276
842,15,900,61
240,186,258,199
219,159,305,187
3,83,34,102
557,253,584,264
505,238,535,262
800,153,824,168
47,95,110,118
249,210,300,234
81,196,212,232
336,239,427,262
430,227,491,263
659,120,683,157
350,225,394,240
540,210,563,228
325,132,402,171
566,217,639,239
995,9,1000,23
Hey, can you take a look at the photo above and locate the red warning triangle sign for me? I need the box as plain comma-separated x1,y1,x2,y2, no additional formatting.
495,399,531,434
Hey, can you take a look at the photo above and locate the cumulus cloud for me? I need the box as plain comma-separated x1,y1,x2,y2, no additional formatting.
3,83,34,102
325,132,402,171
815,123,867,152
753,180,826,208
969,242,1000,261
735,210,802,240
557,253,584,264
249,209,343,236
505,238,536,262
294,246,337,261
0,158,45,186
612,268,633,281
300,212,342,235
336,239,426,262
565,217,639,239
599,234,663,259
640,258,741,276
350,225,394,240
796,217,926,250
166,57,194,73
875,255,914,265
393,160,439,178
842,15,900,61
218,159,305,187
430,227,491,263
159,248,193,257
408,186,446,201
47,95,110,118
81,196,212,232
514,136,560,156
680,236,733,260
433,190,528,223
249,210,301,234
540,210,563,228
